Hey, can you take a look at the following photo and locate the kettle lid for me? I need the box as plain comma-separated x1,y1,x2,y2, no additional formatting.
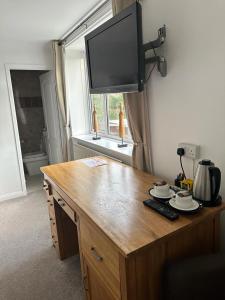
200,159,212,166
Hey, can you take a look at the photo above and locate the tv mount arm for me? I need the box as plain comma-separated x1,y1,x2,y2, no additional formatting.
143,25,167,77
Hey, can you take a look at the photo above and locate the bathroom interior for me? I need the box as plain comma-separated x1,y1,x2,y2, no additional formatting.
10,70,49,189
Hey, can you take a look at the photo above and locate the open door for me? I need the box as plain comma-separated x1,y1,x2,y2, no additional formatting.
40,71,63,164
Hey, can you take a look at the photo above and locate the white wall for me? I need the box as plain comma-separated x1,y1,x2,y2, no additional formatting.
142,0,225,246
0,41,52,201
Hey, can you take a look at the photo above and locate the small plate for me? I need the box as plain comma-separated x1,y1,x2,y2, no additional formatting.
149,188,175,199
169,198,200,212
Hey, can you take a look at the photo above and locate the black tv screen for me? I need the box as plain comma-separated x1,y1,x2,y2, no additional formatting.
85,2,144,94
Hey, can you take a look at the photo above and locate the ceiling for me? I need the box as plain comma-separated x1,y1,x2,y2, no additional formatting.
0,0,101,42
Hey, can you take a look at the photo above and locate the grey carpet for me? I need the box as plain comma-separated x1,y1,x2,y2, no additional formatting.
0,175,83,300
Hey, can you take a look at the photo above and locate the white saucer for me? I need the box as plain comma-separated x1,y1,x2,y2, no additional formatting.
150,189,175,199
169,198,200,211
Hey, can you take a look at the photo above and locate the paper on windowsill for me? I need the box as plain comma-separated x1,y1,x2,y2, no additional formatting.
81,157,108,168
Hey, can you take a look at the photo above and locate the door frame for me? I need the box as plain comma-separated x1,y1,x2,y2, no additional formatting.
5,63,52,197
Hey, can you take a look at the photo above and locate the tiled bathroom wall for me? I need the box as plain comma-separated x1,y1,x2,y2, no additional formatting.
10,70,47,155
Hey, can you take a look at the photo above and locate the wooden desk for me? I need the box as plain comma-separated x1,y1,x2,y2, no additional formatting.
41,157,225,300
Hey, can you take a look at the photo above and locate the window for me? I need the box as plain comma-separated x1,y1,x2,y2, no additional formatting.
64,6,133,143
64,5,113,138
91,93,131,141
91,94,106,132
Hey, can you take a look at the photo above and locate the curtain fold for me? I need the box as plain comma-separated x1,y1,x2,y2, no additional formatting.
52,41,71,162
112,0,153,173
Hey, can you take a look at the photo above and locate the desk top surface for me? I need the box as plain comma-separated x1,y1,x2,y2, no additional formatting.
41,157,225,256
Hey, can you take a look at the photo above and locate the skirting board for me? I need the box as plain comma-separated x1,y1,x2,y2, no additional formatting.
0,190,27,202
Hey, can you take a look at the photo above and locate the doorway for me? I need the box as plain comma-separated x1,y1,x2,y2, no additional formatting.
10,70,49,188
6,65,63,195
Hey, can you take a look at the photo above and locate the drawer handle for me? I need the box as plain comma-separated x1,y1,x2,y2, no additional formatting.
91,247,103,261
43,185,49,191
58,199,65,207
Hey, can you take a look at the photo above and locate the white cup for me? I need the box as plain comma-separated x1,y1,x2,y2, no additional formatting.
174,191,193,209
153,181,170,197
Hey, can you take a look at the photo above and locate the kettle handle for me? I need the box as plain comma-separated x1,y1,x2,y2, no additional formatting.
209,166,221,201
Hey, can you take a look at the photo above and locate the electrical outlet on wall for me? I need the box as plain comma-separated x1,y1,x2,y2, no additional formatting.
178,143,200,159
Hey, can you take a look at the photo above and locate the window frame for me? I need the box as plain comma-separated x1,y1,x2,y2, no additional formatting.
89,93,132,143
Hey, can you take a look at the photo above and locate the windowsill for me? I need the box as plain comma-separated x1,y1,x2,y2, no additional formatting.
72,134,133,163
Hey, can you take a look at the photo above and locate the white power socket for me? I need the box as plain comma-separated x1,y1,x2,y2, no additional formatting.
178,143,200,159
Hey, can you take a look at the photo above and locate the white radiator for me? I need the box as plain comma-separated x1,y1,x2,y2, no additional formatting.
73,143,103,160
72,140,131,165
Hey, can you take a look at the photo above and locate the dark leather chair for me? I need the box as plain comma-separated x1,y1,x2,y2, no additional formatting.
163,253,225,300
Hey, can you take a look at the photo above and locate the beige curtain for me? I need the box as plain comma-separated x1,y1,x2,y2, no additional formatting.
52,41,71,162
112,0,153,173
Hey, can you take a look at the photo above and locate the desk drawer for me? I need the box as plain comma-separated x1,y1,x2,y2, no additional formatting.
53,190,76,223
80,219,120,299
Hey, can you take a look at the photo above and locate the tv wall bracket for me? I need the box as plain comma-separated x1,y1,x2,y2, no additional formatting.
143,25,167,77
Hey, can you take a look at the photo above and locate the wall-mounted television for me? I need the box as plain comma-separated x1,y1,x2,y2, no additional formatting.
85,2,144,94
